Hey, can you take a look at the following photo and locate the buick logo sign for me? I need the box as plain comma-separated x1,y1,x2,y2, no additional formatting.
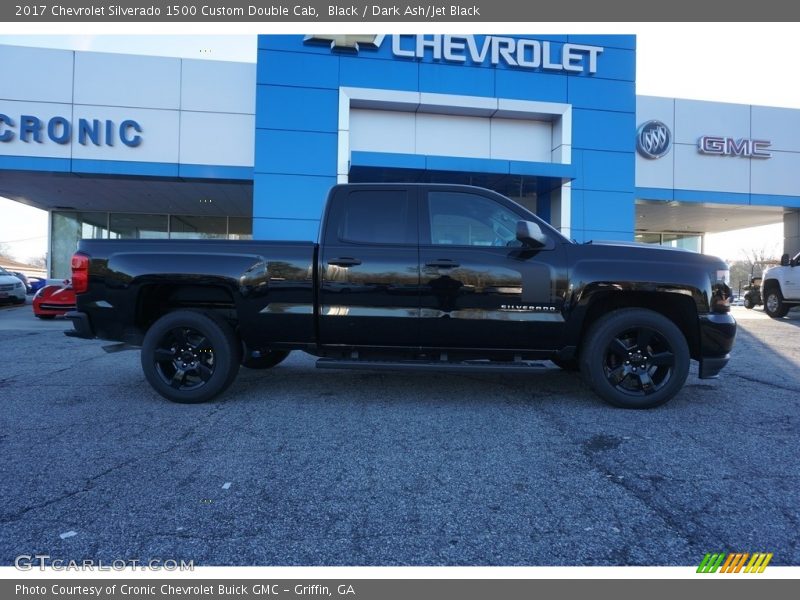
636,120,672,159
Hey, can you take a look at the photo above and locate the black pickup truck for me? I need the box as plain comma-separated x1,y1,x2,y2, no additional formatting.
66,183,736,409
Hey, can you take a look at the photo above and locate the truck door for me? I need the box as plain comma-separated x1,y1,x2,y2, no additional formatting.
418,188,567,350
318,186,420,347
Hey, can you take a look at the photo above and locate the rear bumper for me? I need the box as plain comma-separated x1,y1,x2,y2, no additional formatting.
65,311,94,339
697,312,737,379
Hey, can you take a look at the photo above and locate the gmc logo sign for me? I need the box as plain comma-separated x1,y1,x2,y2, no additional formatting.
698,136,771,159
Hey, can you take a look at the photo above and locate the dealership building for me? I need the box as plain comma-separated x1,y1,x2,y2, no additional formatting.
1,34,799,278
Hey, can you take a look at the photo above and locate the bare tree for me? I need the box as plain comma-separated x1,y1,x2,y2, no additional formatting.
27,254,47,269
0,242,11,259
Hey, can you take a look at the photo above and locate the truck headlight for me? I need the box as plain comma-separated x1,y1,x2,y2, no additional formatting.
711,268,732,313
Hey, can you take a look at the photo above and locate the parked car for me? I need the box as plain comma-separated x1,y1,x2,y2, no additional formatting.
0,266,26,305
32,280,76,319
27,276,47,295
743,277,763,309
12,272,31,294
65,183,736,409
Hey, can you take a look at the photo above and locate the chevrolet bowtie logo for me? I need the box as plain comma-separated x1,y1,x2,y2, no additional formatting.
303,35,385,53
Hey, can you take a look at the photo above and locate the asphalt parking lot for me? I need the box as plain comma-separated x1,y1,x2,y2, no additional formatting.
0,302,798,566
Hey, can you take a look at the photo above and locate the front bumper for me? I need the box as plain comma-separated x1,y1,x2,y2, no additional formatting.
65,311,94,339
697,312,737,379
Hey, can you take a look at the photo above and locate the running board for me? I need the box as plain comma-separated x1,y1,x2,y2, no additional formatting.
315,358,547,373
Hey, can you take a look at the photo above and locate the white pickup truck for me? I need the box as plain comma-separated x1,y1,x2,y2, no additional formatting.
761,251,800,318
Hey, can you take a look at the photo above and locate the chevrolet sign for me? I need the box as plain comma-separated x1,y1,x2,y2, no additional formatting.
305,34,603,74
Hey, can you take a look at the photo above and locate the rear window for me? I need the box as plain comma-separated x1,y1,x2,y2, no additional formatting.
338,190,415,245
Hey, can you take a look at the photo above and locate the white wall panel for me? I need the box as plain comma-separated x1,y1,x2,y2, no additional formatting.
0,100,72,158
752,106,800,153
673,143,750,193
674,99,750,145
71,106,179,163
416,113,490,158
73,52,181,109
490,118,551,162
179,112,254,166
635,95,676,189
751,151,800,196
350,109,415,154
181,60,256,114
0,46,74,104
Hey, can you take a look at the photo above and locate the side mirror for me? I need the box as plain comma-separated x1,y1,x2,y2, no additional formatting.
516,220,548,248
780,253,790,267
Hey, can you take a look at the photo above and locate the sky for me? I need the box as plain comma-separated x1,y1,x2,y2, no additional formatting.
0,25,798,264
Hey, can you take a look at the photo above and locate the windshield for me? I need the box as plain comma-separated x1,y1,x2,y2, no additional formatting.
0,266,11,276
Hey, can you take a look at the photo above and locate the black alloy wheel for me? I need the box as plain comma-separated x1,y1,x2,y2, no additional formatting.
580,308,690,409
141,310,241,403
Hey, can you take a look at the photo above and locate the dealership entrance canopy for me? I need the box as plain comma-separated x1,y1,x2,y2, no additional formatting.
1,35,799,277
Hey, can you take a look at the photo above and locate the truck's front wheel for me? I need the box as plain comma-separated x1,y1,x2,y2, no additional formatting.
764,289,790,318
580,308,690,409
141,310,241,404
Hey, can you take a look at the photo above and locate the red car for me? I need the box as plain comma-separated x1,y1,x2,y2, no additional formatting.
32,280,76,319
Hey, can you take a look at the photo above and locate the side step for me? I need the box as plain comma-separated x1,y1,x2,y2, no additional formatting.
315,358,547,374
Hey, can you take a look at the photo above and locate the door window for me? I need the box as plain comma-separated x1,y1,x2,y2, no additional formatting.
427,191,521,247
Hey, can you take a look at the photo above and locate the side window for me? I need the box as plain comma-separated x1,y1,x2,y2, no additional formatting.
338,190,415,245
428,191,521,247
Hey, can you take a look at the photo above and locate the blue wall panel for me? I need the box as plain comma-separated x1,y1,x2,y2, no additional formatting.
255,129,337,177
253,217,320,241
257,49,339,89
418,63,495,97
253,173,335,219
255,85,338,132
568,77,636,112
579,190,635,239
572,109,635,152
339,55,419,91
578,150,635,193
494,70,568,103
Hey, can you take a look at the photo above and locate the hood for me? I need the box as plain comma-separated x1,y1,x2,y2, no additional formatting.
585,240,693,253
578,240,728,269
0,274,23,285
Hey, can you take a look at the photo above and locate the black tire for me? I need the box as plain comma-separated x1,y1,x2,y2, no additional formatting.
242,349,291,369
141,310,241,404
36,314,55,319
579,308,690,409
764,288,790,319
550,357,580,371
743,296,754,309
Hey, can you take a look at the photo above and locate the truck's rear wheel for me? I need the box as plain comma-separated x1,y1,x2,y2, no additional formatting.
764,289,790,318
580,308,689,409
141,310,241,404
242,349,290,369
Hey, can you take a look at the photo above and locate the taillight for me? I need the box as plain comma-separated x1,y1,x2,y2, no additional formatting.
71,253,89,294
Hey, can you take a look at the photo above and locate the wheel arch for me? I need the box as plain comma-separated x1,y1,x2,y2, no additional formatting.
576,291,701,360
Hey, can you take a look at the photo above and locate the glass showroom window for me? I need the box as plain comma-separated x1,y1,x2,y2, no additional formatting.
228,217,253,240
51,211,108,278
109,214,168,239
169,215,228,239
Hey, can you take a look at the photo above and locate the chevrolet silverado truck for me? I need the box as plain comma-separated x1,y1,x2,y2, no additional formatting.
65,183,736,409
760,251,800,318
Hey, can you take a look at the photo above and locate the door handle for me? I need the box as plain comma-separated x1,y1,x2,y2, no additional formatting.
328,257,362,267
425,259,460,269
